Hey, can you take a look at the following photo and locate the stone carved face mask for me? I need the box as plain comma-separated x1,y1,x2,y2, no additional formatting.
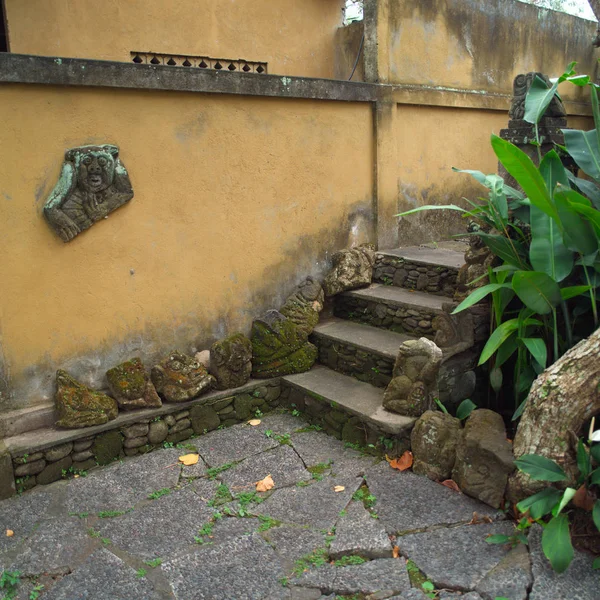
74,149,116,193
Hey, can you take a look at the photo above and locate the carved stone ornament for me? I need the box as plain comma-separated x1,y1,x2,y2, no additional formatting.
508,72,566,121
43,144,134,242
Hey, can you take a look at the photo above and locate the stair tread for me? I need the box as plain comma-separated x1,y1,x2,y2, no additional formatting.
378,245,465,269
343,284,449,311
283,366,415,435
312,317,411,359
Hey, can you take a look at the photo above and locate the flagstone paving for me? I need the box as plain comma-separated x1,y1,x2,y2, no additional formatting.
0,412,596,600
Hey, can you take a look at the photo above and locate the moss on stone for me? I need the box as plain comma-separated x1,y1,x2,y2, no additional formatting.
93,431,124,466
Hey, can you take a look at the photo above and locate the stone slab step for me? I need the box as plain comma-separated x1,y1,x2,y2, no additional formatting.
334,284,450,336
282,365,415,436
373,244,466,297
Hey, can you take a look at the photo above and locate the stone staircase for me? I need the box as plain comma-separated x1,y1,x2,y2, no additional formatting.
282,243,474,444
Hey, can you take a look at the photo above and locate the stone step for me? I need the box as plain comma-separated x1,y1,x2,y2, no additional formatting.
334,284,450,336
310,317,412,388
282,365,416,437
373,244,466,297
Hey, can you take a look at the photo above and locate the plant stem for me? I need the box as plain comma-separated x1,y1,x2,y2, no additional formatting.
582,263,598,326
552,309,559,363
560,300,573,350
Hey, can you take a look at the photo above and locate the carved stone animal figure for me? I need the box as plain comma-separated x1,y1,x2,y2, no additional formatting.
322,244,375,297
105,357,162,410
151,351,215,402
210,333,253,390
44,144,134,242
280,277,324,336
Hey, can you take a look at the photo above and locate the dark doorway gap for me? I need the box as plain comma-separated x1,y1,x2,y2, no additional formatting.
0,0,8,52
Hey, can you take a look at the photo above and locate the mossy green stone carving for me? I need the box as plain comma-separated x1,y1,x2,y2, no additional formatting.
106,357,162,410
210,333,252,390
280,277,324,337
251,310,317,378
54,370,118,429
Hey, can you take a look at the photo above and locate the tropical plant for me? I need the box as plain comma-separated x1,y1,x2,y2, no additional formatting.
397,63,600,417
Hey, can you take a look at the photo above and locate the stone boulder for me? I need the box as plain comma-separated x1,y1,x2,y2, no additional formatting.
251,310,317,378
151,351,216,403
54,370,118,429
210,333,252,390
322,244,375,297
280,276,324,336
452,409,514,509
411,410,462,481
106,357,162,410
382,338,442,417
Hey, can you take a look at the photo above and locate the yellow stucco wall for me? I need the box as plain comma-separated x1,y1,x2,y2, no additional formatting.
4,0,345,78
383,0,598,100
0,85,374,409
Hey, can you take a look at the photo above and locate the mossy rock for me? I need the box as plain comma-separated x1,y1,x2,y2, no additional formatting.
106,358,162,410
93,431,124,466
166,428,194,444
234,394,253,420
341,417,367,446
37,455,72,485
190,405,220,434
210,333,252,390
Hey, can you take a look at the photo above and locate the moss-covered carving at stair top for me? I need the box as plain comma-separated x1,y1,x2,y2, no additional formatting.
280,276,324,337
322,244,375,297
251,310,317,378
54,370,119,429
106,357,162,410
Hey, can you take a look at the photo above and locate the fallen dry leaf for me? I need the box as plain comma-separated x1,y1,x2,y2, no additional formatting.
248,419,261,426
440,479,461,493
388,451,413,471
468,512,493,525
392,545,400,558
572,485,595,511
256,474,275,492
6,530,14,537
333,485,345,493
178,454,199,466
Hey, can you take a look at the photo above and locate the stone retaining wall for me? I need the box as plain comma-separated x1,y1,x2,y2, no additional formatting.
373,254,458,297
12,382,282,494
334,295,438,337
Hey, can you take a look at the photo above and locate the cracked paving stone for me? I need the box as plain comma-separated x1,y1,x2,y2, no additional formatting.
255,412,310,435
42,547,161,600
65,448,182,514
474,544,531,600
528,525,598,600
0,486,58,553
220,445,311,494
95,487,214,560
253,475,361,531
292,558,411,596
329,500,392,559
364,462,503,534
0,518,94,576
193,422,279,467
390,590,432,600
201,516,260,545
291,431,378,477
263,526,327,572
181,456,208,479
191,477,221,502
162,532,289,599
398,522,515,590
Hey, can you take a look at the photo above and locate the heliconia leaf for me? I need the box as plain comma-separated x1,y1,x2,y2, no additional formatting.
593,501,600,531
554,488,576,516
396,205,469,218
577,439,591,480
520,338,547,369
542,514,574,573
516,488,562,519
478,319,520,365
452,283,511,314
514,454,568,482
456,399,477,420
562,128,600,181
512,271,562,315
560,285,591,300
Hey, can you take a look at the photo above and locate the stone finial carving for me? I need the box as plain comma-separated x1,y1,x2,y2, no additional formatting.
452,409,514,509
44,144,133,242
280,277,324,337
251,310,317,378
322,244,376,297
54,370,118,429
433,303,475,360
105,357,162,410
508,72,566,121
210,333,253,390
151,351,216,403
382,337,442,417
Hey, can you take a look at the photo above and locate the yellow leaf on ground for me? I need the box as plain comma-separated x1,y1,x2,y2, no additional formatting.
440,479,461,493
392,546,400,558
256,474,275,492
6,530,14,537
248,419,262,426
388,451,413,471
178,454,199,466
333,485,345,493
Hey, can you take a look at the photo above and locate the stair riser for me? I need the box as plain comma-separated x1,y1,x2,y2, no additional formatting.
334,295,439,337
373,253,458,298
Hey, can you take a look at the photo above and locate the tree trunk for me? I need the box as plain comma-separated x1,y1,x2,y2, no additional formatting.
508,327,600,502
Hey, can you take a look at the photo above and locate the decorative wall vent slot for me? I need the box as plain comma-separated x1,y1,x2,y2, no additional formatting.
130,52,268,75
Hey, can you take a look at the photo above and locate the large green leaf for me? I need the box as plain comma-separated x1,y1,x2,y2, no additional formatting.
478,319,520,365
566,170,600,210
516,488,562,519
395,205,469,218
577,439,591,480
491,136,559,222
553,187,598,255
594,501,600,532
524,74,560,125
542,515,574,573
478,233,529,269
452,283,511,314
520,337,547,369
554,488,576,516
452,168,525,200
560,285,591,300
512,272,562,315
562,128,600,181
514,454,568,482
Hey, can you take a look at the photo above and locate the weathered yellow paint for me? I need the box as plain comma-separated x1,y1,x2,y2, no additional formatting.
4,0,345,78
0,85,374,409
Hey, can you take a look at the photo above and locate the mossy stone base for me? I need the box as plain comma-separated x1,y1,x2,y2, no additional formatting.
234,394,253,420
93,431,123,465
190,405,220,434
37,455,72,485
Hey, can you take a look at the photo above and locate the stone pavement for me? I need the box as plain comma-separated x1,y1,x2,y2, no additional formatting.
0,413,596,600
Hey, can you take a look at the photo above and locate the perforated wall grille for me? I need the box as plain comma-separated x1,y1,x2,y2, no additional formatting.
130,52,267,74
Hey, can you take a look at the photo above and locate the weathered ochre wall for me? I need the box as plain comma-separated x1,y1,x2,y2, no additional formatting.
379,0,598,100
3,0,345,78
0,85,374,410
334,22,365,82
